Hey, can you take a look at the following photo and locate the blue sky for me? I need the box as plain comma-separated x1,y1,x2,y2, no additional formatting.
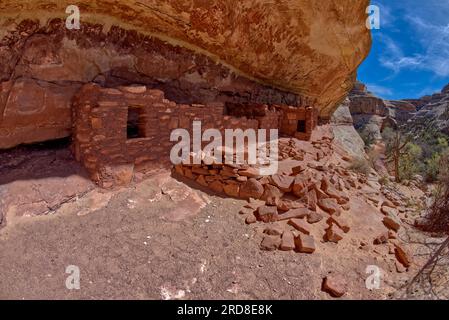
358,0,449,100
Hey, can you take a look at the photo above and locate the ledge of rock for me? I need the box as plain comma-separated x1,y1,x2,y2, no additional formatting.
0,1,371,150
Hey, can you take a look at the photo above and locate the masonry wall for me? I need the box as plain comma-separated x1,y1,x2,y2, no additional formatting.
73,84,263,187
276,105,319,140
72,84,318,188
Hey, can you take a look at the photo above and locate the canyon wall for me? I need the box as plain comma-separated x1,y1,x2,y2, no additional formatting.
0,0,371,149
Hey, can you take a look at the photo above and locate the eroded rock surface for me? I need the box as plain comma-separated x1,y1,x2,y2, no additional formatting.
0,0,371,148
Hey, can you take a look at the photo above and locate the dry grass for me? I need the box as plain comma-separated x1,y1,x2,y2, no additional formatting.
348,157,371,176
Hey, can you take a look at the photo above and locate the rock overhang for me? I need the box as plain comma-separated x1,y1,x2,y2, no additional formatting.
0,0,372,119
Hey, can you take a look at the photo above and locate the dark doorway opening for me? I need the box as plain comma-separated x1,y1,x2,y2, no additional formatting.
127,107,144,139
297,120,306,133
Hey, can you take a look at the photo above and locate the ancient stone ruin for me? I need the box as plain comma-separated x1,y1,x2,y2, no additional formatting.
72,83,318,187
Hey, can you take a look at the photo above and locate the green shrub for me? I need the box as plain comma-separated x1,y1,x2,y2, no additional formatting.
349,157,371,176
398,142,423,181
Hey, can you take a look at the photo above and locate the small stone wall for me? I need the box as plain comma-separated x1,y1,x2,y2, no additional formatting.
73,84,319,188
276,105,318,140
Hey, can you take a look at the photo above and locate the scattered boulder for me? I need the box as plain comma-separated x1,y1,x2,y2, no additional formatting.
307,211,324,224
223,183,240,197
325,225,344,243
240,178,264,199
394,243,412,268
277,199,303,212
280,231,296,251
196,175,208,187
382,200,396,208
264,225,284,236
381,206,398,216
277,207,310,221
261,184,284,205
295,234,316,253
239,167,262,179
322,275,347,298
292,176,308,197
288,218,311,235
305,189,318,211
318,198,341,215
239,207,254,215
327,216,350,233
383,216,401,232
292,165,305,175
257,205,279,223
209,180,224,193
245,214,257,224
260,235,281,251
270,174,295,192
373,233,389,245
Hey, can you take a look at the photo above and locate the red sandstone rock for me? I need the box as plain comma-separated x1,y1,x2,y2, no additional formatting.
184,168,196,180
381,206,398,216
236,176,248,183
280,231,296,251
323,183,348,205
322,276,347,298
277,208,310,221
192,166,210,176
303,189,317,211
261,184,284,206
383,216,401,232
277,199,303,212
307,211,324,224
292,165,305,175
209,180,224,193
196,175,208,187
260,235,281,251
270,174,295,192
223,183,240,198
238,167,262,179
245,198,265,210
327,216,350,233
174,164,184,176
373,233,389,245
325,225,344,243
288,219,311,235
292,176,308,197
318,198,341,215
394,243,412,268
239,178,264,200
245,215,257,225
257,205,279,223
382,200,396,208
312,183,329,200
239,207,254,215
264,225,284,236
295,234,316,254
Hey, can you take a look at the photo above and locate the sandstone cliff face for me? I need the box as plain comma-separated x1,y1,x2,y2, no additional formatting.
344,82,418,141
0,0,371,148
407,84,449,135
345,82,449,141
331,98,366,157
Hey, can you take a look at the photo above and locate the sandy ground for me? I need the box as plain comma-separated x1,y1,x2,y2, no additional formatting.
0,139,433,300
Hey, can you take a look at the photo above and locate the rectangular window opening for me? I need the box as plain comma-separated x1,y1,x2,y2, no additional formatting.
297,120,306,133
127,106,144,139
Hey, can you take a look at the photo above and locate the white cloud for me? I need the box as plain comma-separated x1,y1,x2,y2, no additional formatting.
365,83,393,97
377,35,423,75
405,15,449,77
376,1,449,77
